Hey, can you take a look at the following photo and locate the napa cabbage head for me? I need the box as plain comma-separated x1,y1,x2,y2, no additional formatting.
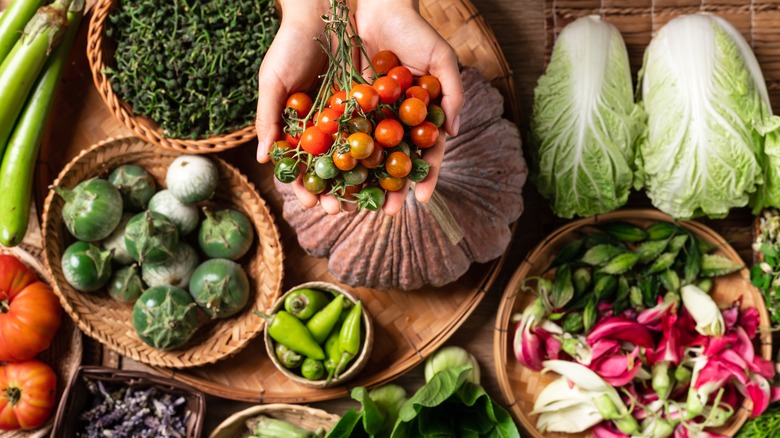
637,13,773,219
530,15,643,219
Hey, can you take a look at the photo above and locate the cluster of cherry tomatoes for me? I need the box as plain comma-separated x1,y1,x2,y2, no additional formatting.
271,50,445,211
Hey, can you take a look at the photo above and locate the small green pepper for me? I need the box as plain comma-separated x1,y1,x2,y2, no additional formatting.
336,301,363,377
301,357,325,380
284,288,329,320
258,310,325,361
275,343,303,369
306,294,344,344
323,326,342,382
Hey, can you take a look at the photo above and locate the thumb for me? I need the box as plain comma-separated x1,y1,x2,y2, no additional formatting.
255,67,288,163
427,40,463,137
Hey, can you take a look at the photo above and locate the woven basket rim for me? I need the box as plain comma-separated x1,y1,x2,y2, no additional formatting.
493,208,773,438
208,403,339,438
41,136,284,368
86,0,257,153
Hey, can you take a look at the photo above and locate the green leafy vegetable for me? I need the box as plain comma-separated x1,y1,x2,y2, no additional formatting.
529,16,643,219
736,404,780,438
636,14,773,218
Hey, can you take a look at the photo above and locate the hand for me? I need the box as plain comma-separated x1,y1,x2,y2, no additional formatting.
354,0,464,215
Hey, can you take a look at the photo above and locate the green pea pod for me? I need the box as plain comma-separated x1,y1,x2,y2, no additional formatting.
336,301,363,378
260,310,325,361
301,358,325,380
306,294,344,344
284,288,329,320
275,343,303,369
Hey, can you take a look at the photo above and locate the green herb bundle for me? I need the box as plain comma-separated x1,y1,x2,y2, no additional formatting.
751,209,780,327
105,0,278,139
736,404,780,438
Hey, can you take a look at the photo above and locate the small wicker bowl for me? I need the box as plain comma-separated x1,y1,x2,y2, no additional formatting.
42,137,284,368
86,0,257,153
51,366,205,438
264,281,373,389
209,403,340,438
494,209,772,438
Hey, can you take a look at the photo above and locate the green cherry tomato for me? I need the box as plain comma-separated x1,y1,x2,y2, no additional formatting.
347,116,373,135
303,172,327,195
343,165,368,186
274,157,301,184
314,156,339,180
426,104,446,128
355,186,386,211
408,158,431,182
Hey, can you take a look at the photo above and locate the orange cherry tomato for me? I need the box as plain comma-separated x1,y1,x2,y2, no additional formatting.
385,151,412,178
387,66,413,90
348,84,380,113
379,176,406,192
329,90,348,114
373,76,402,105
286,92,313,117
410,121,439,149
317,108,341,135
416,75,442,100
270,140,294,165
347,132,375,160
300,126,333,156
405,86,430,106
333,150,358,171
375,119,404,148
371,50,400,75
398,98,427,127
360,145,385,169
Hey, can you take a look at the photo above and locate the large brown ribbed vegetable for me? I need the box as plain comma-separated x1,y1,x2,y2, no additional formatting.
276,68,527,290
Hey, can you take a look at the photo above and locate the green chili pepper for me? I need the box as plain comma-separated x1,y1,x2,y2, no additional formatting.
306,294,345,344
284,288,330,320
274,343,303,369
336,301,363,377
323,326,342,382
258,310,325,361
301,357,325,380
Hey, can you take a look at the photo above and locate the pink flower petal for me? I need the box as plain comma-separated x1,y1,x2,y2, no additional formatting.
590,339,621,363
513,319,545,371
746,374,771,418
722,304,739,331
591,347,641,387
739,307,759,339
587,317,655,350
656,313,682,364
592,423,630,438
535,327,562,360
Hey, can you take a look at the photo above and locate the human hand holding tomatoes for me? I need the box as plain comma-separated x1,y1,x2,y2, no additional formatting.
0,360,57,431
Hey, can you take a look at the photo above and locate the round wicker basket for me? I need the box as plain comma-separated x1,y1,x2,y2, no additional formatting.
493,209,773,438
264,281,374,388
209,404,340,438
86,0,258,153
41,137,284,368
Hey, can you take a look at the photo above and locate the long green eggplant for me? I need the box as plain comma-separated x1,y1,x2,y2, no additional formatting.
0,0,72,160
0,0,44,64
0,0,82,247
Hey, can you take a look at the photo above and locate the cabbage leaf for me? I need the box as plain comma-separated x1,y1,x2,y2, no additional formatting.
530,15,643,219
637,13,774,218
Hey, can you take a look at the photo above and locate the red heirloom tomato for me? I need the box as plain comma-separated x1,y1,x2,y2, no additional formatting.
387,66,413,90
371,50,400,75
372,76,402,104
410,121,439,148
300,126,334,156
0,281,61,362
286,92,313,116
0,255,36,299
375,119,404,148
348,84,380,113
0,360,57,431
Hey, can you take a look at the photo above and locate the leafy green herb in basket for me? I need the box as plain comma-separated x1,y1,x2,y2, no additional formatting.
736,404,780,438
752,209,780,327
105,0,278,139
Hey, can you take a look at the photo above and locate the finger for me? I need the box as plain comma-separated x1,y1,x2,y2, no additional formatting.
255,66,288,163
321,194,342,215
292,177,319,209
383,181,411,215
428,40,463,137
414,129,446,203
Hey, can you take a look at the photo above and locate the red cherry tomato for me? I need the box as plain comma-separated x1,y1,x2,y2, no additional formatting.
385,151,412,178
349,84,380,113
317,108,341,135
398,98,427,127
371,50,400,75
410,121,439,148
372,76,402,105
329,90,348,114
300,126,333,156
360,146,385,169
387,66,413,90
405,86,430,106
285,120,313,147
379,176,406,192
375,119,404,148
286,92,313,117
417,75,442,100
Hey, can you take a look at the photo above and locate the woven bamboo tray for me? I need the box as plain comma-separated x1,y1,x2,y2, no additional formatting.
33,0,518,402
41,137,284,368
209,404,340,438
0,232,83,438
493,209,773,438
